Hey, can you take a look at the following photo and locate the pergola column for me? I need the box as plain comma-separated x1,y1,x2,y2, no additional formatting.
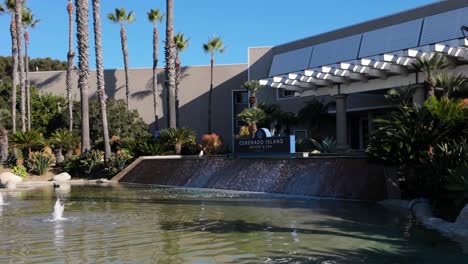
335,94,349,151
412,85,425,108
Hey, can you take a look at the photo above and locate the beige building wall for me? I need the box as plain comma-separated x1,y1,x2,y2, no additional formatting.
29,64,248,149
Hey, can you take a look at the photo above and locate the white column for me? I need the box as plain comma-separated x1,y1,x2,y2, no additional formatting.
335,94,349,151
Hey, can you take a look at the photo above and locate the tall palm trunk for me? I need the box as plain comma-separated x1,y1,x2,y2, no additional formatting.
152,25,160,131
92,0,111,160
76,0,91,153
175,53,181,128
208,56,214,133
10,17,18,134
120,24,130,110
0,128,8,164
165,0,176,129
14,0,26,132
426,76,436,98
66,0,75,132
24,30,31,131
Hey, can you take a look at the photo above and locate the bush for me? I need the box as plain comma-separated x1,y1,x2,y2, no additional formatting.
60,150,104,178
238,126,250,138
12,165,27,178
201,134,222,154
104,154,130,179
27,152,55,176
121,136,167,160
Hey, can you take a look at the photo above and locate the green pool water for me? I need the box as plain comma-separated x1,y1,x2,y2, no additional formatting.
0,184,466,263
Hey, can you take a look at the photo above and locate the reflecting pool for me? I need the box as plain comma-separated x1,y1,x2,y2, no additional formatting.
0,185,467,263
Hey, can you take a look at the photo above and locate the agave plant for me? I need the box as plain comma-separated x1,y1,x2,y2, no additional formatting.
237,108,266,136
159,127,196,155
311,137,337,153
27,151,55,176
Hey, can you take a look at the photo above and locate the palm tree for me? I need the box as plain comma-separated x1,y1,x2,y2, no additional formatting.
22,9,39,131
203,35,226,133
5,0,18,134
14,0,26,132
66,0,75,132
242,80,263,108
10,130,44,161
411,53,449,98
147,8,164,131
0,109,10,164
165,0,176,129
159,127,195,155
107,8,135,110
237,108,266,136
92,0,111,160
435,72,468,98
174,33,189,127
76,0,91,152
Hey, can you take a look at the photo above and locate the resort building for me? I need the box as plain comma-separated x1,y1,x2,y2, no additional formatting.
30,0,468,150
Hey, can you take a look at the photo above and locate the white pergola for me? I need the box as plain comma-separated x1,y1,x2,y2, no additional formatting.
260,38,468,97
259,38,468,150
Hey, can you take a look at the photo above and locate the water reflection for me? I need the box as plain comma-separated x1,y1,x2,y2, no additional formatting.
0,185,466,263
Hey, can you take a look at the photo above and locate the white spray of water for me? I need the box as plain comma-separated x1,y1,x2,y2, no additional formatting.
53,197,65,221
0,192,3,205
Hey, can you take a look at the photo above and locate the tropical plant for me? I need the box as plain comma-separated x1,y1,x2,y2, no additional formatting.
238,126,250,138
11,164,27,177
66,0,75,131
159,127,196,155
76,0,91,152
121,136,167,159
411,53,449,98
80,149,104,177
147,8,164,131
435,72,468,98
107,8,135,109
9,130,44,159
27,151,54,175
385,86,416,107
92,0,111,160
242,80,263,108
165,0,176,129
424,96,465,127
50,129,78,163
174,32,189,127
201,133,222,155
203,35,226,133
311,137,337,153
104,154,129,178
14,0,26,132
237,108,266,136
22,9,39,131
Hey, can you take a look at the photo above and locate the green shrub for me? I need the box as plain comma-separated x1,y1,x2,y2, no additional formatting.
80,150,105,178
121,136,167,159
104,154,130,179
12,165,27,178
9,130,45,159
27,152,55,176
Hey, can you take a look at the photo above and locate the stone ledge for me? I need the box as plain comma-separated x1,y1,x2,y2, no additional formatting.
380,199,468,244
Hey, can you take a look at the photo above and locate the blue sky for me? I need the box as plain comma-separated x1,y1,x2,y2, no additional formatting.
0,0,438,69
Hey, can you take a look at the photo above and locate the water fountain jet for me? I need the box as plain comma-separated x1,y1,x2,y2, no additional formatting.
0,192,4,205
53,197,65,221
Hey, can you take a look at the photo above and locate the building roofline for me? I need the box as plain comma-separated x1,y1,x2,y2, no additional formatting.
274,0,468,54
28,63,248,74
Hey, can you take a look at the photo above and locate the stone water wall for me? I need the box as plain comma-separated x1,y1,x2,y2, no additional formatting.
112,156,387,201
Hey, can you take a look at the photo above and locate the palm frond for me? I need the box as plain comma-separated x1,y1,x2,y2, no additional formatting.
174,33,190,52
242,80,262,93
435,72,468,98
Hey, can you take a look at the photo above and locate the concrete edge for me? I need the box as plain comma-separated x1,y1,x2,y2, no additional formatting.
379,199,468,244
